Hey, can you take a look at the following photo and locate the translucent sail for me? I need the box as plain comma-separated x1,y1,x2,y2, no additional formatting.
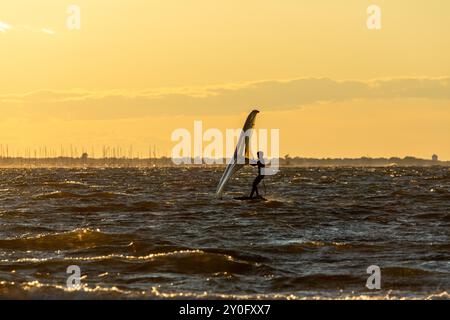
216,110,259,197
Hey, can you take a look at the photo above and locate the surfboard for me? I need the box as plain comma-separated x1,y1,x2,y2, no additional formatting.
233,196,267,202
216,110,259,197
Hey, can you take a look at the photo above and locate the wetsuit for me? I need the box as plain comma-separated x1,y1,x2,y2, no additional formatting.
250,160,265,198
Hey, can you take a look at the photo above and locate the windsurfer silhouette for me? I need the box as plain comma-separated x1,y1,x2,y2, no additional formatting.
247,151,265,199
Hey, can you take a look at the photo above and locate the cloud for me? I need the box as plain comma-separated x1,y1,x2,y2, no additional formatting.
41,28,56,35
0,23,57,35
1,77,449,120
0,21,12,33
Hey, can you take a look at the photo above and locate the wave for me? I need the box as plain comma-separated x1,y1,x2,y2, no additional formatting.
0,228,119,251
42,180,89,188
414,212,446,219
33,191,129,200
63,200,160,213
382,267,434,277
1,280,448,300
1,249,265,275
270,274,363,290
259,240,381,254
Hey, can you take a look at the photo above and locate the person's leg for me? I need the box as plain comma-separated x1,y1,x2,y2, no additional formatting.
250,178,257,198
250,176,262,198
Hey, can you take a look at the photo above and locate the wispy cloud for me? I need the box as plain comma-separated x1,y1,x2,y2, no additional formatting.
41,28,56,35
0,22,57,35
0,21,12,33
1,77,449,120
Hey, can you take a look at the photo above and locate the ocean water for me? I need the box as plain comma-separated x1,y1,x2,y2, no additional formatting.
0,167,449,299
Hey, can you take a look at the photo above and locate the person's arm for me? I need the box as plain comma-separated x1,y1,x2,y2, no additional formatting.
245,158,258,166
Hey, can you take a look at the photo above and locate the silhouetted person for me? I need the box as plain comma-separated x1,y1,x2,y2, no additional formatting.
248,151,265,198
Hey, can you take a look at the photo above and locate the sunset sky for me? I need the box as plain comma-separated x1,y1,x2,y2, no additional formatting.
1,0,449,159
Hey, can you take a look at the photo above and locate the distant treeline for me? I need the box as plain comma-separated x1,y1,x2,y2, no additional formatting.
0,156,448,168
281,156,449,167
0,157,173,168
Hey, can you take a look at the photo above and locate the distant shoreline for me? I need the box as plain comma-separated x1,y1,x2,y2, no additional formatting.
0,156,448,168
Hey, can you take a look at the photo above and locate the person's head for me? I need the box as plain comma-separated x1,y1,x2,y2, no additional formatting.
257,151,264,160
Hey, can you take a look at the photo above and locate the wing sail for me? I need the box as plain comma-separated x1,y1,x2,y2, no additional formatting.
216,110,259,197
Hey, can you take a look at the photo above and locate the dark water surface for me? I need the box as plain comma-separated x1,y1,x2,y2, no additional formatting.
0,167,449,299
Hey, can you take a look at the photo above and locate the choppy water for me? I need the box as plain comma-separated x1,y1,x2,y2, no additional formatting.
0,167,449,299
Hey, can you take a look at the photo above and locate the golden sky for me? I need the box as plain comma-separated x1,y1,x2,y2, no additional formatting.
1,0,449,159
